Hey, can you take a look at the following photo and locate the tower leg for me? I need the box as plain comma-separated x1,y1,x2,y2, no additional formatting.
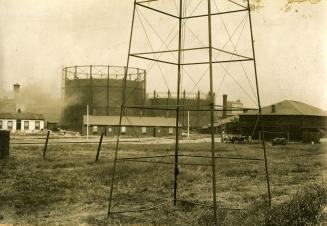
207,0,218,224
246,0,272,207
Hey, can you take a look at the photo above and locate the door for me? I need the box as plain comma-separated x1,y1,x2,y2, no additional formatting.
16,119,21,130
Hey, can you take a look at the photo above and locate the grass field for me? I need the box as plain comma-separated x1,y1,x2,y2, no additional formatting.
0,139,326,225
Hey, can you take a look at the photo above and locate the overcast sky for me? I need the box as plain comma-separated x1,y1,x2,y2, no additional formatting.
0,0,326,109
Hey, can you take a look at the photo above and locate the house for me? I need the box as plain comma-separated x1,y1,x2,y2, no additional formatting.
82,115,181,137
239,100,327,142
0,112,45,133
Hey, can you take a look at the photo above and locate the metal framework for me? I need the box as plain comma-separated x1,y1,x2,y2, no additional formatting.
107,0,271,224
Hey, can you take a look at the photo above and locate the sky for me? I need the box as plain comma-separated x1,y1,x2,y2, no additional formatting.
0,0,326,109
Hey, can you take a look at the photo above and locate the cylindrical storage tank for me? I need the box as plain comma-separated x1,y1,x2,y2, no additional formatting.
61,65,146,131
0,130,10,159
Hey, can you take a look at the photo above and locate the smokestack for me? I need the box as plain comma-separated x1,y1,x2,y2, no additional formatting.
13,83,24,112
222,94,227,118
13,83,20,98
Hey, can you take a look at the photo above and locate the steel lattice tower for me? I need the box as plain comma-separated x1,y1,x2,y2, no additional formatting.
107,0,271,224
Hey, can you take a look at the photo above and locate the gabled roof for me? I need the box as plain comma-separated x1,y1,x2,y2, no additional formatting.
241,100,327,116
0,112,45,120
83,115,180,127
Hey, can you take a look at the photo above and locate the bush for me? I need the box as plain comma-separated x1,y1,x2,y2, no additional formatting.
240,183,327,225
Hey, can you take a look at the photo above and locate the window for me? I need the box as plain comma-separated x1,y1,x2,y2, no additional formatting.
93,126,98,133
169,127,174,135
0,120,2,130
121,126,126,134
24,121,29,130
35,121,40,130
7,121,13,130
141,127,146,134
108,127,112,133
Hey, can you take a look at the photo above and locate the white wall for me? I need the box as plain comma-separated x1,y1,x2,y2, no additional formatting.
21,120,45,132
0,119,17,132
21,120,44,131
0,119,44,132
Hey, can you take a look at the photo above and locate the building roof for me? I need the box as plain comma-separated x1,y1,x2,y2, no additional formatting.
83,115,180,127
241,100,327,116
201,115,239,129
0,112,45,120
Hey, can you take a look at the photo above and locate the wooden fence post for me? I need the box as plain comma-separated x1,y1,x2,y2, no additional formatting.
95,133,104,163
43,131,50,158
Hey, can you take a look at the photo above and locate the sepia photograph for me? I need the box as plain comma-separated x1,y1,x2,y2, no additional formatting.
0,0,326,225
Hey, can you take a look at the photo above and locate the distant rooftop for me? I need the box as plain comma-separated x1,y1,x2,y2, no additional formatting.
0,112,45,120
242,100,327,116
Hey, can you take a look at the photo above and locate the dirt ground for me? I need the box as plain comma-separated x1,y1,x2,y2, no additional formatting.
0,137,326,225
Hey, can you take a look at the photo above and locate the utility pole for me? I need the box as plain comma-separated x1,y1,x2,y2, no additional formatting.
86,105,89,140
187,110,190,139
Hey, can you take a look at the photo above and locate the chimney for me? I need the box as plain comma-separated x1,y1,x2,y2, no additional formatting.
271,104,276,113
222,94,227,118
13,83,23,112
13,83,20,98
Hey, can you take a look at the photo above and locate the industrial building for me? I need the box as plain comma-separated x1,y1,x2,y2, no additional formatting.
147,90,214,129
239,100,327,142
224,98,243,117
82,115,180,137
0,84,57,133
199,94,244,134
0,84,46,133
61,65,213,135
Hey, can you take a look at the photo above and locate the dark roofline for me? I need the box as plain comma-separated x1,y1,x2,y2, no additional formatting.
241,100,327,117
0,112,45,120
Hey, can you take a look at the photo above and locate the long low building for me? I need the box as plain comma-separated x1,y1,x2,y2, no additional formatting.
82,115,181,137
0,112,45,133
239,100,327,142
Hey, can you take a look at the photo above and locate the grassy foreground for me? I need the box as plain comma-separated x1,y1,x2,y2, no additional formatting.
0,141,326,225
